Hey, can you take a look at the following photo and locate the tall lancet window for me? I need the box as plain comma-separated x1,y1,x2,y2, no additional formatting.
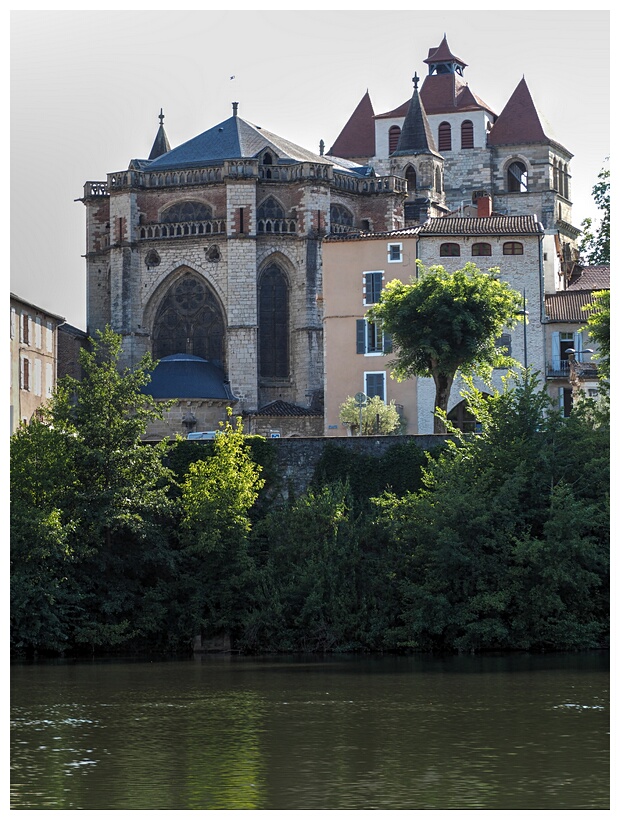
259,264,289,378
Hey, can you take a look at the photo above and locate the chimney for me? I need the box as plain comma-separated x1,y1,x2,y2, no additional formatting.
477,195,492,218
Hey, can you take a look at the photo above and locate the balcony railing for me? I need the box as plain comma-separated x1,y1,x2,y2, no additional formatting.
139,219,226,240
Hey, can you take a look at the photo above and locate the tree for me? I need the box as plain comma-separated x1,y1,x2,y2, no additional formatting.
339,394,402,436
177,413,265,646
368,262,523,433
583,289,610,382
579,160,610,265
11,326,177,653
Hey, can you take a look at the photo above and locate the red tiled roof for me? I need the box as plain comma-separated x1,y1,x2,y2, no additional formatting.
377,73,495,120
424,35,467,68
328,90,376,159
566,265,610,291
545,290,602,323
324,227,421,242
419,215,543,236
487,77,558,147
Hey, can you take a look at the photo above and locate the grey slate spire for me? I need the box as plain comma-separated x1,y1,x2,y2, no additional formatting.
148,109,171,160
391,73,441,158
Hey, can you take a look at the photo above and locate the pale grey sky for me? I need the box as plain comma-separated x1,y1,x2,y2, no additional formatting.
10,7,611,330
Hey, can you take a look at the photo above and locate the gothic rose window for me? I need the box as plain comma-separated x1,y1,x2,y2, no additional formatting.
153,273,225,363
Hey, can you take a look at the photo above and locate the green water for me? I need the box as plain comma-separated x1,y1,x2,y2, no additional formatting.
10,652,609,810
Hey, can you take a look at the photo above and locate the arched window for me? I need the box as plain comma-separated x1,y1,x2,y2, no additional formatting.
435,166,442,193
461,120,474,149
161,201,212,223
562,163,569,199
507,161,528,192
503,242,523,255
389,126,401,155
472,242,492,256
552,159,559,191
405,166,417,194
258,197,284,220
258,197,286,233
440,243,460,257
438,122,452,151
262,152,273,165
330,203,354,233
153,273,225,364
259,264,289,378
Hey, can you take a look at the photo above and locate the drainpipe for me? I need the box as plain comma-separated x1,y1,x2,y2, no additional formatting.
538,228,547,384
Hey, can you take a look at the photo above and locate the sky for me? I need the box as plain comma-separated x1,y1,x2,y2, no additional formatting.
10,6,611,331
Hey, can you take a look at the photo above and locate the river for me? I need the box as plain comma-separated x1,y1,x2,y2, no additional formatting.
10,652,609,810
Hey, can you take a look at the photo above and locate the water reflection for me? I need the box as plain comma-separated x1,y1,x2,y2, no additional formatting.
11,653,609,810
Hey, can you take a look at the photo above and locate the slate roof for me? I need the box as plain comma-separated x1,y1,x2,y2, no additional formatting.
146,111,330,171
419,215,544,236
253,400,323,417
143,354,237,400
391,86,440,158
566,265,610,291
545,291,602,323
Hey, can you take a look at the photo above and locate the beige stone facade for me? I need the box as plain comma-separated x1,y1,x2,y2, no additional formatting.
10,295,64,434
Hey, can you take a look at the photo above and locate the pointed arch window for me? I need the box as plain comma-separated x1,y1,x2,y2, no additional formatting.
259,264,289,378
330,204,354,234
438,122,452,151
161,201,212,223
461,120,474,149
153,273,225,364
405,166,417,194
389,126,401,155
507,161,528,192
258,197,289,233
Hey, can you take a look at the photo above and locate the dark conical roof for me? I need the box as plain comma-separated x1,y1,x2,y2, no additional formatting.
390,81,440,158
148,109,171,160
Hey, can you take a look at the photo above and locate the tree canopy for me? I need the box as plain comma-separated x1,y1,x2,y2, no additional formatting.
339,394,402,436
579,159,610,265
584,289,610,383
368,262,523,433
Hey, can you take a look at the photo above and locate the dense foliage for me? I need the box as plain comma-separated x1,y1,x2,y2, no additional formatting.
368,262,523,432
11,331,609,657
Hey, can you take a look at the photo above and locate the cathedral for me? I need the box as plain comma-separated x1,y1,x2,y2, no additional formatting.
81,36,579,438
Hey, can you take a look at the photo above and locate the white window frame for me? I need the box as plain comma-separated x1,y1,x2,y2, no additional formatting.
364,371,386,402
46,321,53,353
387,242,403,263
363,270,384,305
35,317,42,349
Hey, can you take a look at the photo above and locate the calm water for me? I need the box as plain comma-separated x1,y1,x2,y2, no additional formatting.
11,653,609,810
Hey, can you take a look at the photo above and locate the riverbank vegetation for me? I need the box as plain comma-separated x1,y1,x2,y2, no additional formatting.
11,329,609,657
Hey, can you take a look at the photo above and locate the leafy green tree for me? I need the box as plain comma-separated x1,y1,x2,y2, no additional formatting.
11,326,177,654
579,160,610,265
583,289,610,382
373,372,609,652
368,262,523,433
339,394,402,436
177,414,265,646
